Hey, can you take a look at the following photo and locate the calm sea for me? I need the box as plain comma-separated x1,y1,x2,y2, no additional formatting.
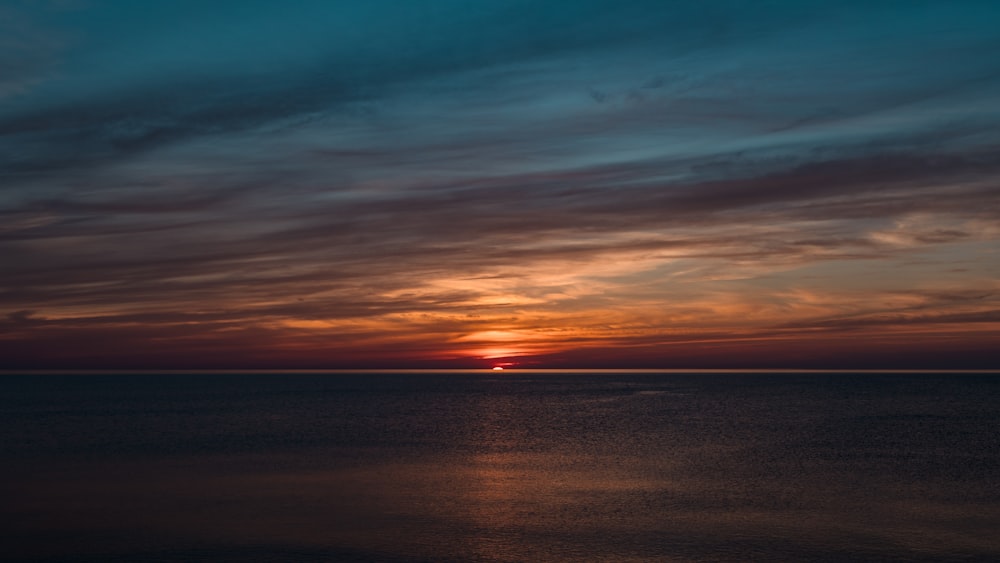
1,371,998,562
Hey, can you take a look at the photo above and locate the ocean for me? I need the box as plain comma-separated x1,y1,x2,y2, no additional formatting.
1,371,998,562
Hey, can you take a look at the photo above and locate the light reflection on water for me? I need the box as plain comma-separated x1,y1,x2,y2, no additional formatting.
1,372,999,561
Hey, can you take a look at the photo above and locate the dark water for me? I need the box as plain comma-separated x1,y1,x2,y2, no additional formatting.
2,371,999,562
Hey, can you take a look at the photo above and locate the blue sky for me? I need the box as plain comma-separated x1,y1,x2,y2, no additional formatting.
2,1,999,368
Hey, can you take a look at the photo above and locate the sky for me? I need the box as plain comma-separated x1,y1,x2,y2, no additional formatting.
1,0,999,369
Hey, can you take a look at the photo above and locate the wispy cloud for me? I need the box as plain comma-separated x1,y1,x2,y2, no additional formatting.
2,1,999,368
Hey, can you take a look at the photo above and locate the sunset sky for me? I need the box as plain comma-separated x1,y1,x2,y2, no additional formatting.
2,1,999,369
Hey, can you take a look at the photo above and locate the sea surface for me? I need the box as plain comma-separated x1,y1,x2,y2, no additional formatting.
1,371,998,562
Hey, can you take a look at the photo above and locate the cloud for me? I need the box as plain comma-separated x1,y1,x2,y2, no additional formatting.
2,1,1000,367
788,310,1000,331
0,4,66,103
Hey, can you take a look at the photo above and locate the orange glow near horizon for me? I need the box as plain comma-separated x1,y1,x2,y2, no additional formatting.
6,241,999,369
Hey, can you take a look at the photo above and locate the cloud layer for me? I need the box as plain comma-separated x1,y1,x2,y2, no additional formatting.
2,1,999,368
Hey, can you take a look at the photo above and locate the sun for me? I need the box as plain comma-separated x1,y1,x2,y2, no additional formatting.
492,366,504,371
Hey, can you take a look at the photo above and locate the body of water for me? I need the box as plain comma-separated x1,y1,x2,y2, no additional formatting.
2,371,998,561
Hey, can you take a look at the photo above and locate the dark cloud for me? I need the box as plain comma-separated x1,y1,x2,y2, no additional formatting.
2,1,999,368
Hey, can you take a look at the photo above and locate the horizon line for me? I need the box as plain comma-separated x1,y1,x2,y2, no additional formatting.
2,368,999,375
